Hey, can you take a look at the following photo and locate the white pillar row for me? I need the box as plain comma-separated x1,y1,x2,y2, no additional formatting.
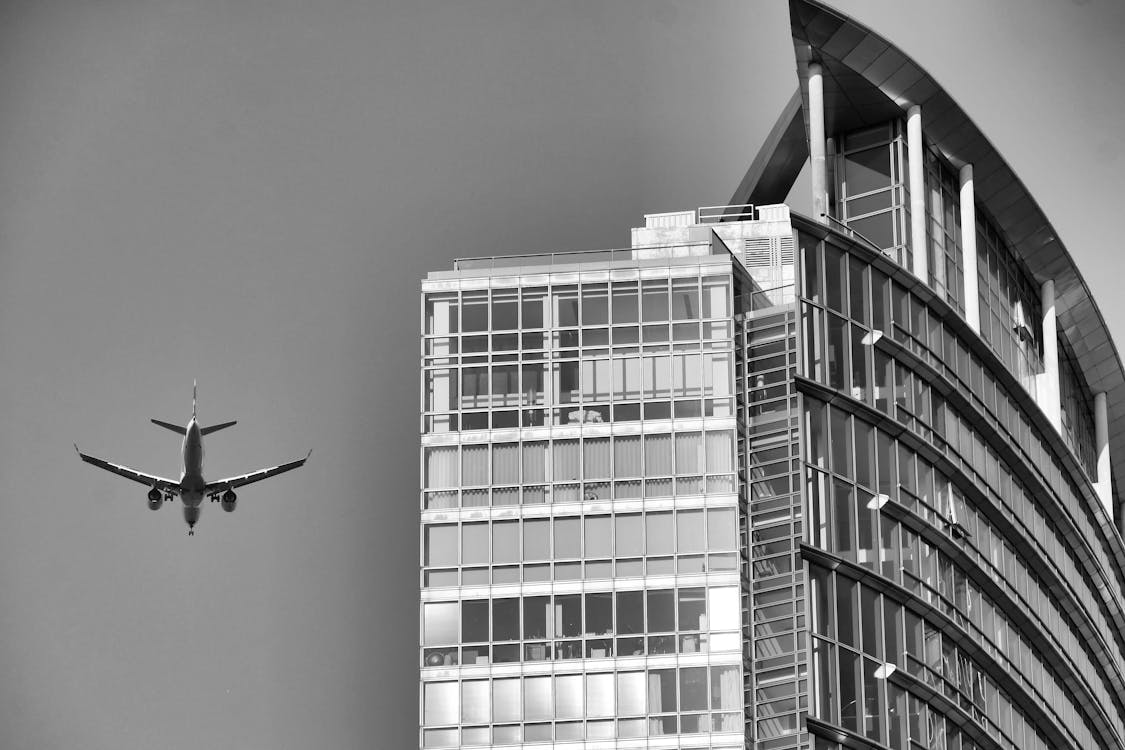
1041,279,1062,432
1095,392,1113,514
907,105,928,283
809,63,828,225
958,164,981,333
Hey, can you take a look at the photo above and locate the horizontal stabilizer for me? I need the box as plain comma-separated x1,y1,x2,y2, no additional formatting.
151,419,187,435
201,420,237,436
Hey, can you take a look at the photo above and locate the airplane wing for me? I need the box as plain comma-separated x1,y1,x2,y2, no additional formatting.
74,445,181,493
204,451,311,493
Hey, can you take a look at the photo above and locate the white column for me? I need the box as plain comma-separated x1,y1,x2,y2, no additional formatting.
959,164,980,333
1041,279,1061,432
809,63,828,225
907,105,928,283
1095,392,1112,513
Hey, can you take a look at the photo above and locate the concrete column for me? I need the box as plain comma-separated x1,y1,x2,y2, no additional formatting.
958,164,981,333
1041,279,1061,432
907,105,928,283
1095,392,1112,513
809,63,828,225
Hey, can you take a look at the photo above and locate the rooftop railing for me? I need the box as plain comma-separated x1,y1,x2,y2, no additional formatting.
452,241,718,272
697,203,756,223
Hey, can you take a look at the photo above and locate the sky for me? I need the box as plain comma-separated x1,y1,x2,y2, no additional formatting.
0,1,1123,748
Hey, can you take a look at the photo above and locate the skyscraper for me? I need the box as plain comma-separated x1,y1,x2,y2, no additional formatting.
419,2,1125,749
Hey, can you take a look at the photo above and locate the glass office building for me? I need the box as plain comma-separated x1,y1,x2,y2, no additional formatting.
419,2,1125,749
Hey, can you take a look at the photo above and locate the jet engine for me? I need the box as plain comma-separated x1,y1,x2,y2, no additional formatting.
221,490,238,512
147,488,163,510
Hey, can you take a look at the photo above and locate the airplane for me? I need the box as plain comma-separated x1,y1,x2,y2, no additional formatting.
75,382,310,535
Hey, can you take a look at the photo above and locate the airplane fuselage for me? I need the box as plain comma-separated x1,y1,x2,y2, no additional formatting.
180,419,205,529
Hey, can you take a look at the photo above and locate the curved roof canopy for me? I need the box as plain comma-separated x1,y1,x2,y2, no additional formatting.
788,0,1125,513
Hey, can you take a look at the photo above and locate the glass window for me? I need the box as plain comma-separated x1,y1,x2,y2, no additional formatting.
425,524,458,567
672,279,700,321
492,520,519,564
460,523,487,565
423,602,459,645
708,587,740,631
615,513,642,556
676,510,705,553
648,589,675,632
702,276,731,319
461,291,488,332
678,588,706,631
582,284,609,325
618,671,646,715
462,599,488,643
584,438,610,479
492,443,519,485
493,598,519,641
522,287,546,328
523,519,550,561
462,680,489,724
554,286,579,327
584,515,612,558
425,293,458,336
522,441,547,483
707,507,737,551
642,280,669,321
617,590,644,634
424,447,458,488
524,596,549,639
424,681,458,726
554,517,581,558
675,432,704,475
844,146,892,196
614,435,642,476
646,512,674,555
492,293,517,330
680,666,708,711
649,668,677,712
645,433,673,474
555,674,583,720
524,675,553,721
612,282,639,323
586,672,615,718
706,430,734,473
461,445,489,487
553,439,580,481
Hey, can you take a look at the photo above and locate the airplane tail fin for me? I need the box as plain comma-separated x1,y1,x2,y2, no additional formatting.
193,380,197,419
152,419,187,435
200,420,237,436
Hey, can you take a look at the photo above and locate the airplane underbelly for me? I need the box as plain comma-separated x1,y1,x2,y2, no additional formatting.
182,489,204,507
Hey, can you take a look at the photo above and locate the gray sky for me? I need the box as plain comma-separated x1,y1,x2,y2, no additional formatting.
0,1,1122,748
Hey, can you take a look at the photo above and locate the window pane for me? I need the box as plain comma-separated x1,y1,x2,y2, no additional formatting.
707,507,737,551
553,673,582,719
493,598,519,641
647,589,675,632
493,678,521,722
524,676,553,721
711,665,740,709
492,520,519,563
524,596,549,639
425,525,458,566
617,590,644,634
462,600,488,642
844,146,892,196
615,513,643,556
423,602,459,645
648,431,670,472
675,432,704,474
708,587,740,631
649,668,677,712
680,666,708,710
584,515,612,558
706,431,734,473
584,437,610,479
424,447,458,488
555,594,582,637
493,443,519,485
553,439,580,481
462,680,490,724
523,519,550,561
522,441,547,483
646,512,674,555
677,510,705,553
586,673,615,718
585,592,613,635
678,588,706,630
462,445,489,485
554,517,581,558
618,671,646,715
424,681,458,726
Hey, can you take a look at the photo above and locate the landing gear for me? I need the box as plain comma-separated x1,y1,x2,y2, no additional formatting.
188,528,195,536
